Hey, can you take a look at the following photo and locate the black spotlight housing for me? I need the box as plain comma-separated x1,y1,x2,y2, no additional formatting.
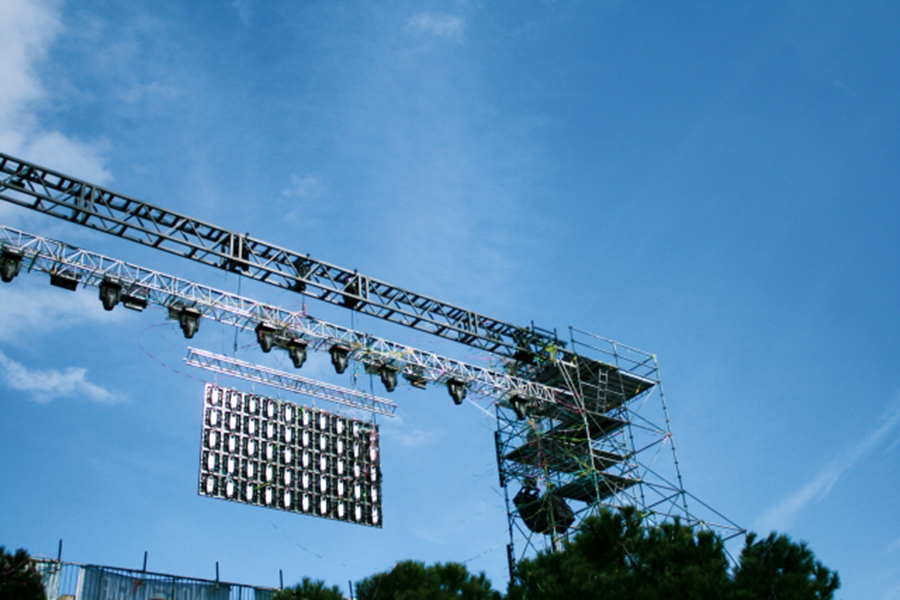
287,339,308,369
447,379,467,405
508,395,532,420
329,344,350,374
379,366,399,393
255,322,277,353
0,249,22,283
342,278,360,309
49,270,80,291
98,278,122,311
176,306,202,339
121,292,148,311
404,369,427,390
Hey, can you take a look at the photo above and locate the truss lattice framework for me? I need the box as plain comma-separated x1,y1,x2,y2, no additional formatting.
185,347,398,417
496,329,745,577
0,225,581,405
0,150,747,575
0,151,569,361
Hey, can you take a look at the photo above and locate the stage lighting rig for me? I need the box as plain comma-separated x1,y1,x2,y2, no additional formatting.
255,322,277,353
379,365,399,393
329,344,350,374
507,394,533,420
447,378,467,405
121,291,148,311
0,248,21,283
342,277,360,309
286,338,308,368
98,278,121,311
403,367,427,390
170,304,202,339
49,269,79,291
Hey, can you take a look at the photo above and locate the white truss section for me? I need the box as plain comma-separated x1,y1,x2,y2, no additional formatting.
0,225,573,405
184,347,397,416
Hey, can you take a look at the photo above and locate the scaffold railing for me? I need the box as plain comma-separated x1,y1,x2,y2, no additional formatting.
31,558,279,600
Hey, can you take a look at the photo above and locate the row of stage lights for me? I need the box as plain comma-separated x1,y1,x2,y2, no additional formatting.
0,248,538,418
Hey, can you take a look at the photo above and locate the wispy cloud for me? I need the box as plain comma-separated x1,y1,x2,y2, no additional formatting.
406,13,464,40
0,281,127,343
0,350,121,403
0,0,110,186
282,174,325,200
756,393,900,532
381,414,436,448
233,0,253,26
888,536,900,554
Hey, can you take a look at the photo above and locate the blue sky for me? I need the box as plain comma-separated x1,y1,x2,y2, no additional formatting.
0,1,898,598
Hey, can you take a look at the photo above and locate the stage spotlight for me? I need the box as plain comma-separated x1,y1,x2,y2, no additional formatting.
292,257,311,293
330,344,350,374
171,305,202,338
508,395,532,420
403,368,427,390
49,270,79,291
447,379,467,405
0,249,22,283
379,366,398,393
98,278,121,311
255,322,276,353
287,339,308,368
342,278,359,309
121,292,148,311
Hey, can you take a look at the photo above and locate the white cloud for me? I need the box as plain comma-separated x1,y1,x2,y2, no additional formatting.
0,0,111,185
756,393,900,532
233,0,253,25
282,174,325,200
0,350,120,403
406,13,464,40
0,279,128,343
381,414,435,447
889,536,900,554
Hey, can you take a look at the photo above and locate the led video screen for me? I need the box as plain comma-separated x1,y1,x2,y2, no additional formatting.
198,383,382,527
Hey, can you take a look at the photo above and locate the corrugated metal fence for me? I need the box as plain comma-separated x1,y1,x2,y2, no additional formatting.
32,559,279,600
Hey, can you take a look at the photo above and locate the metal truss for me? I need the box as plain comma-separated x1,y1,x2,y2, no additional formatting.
185,347,398,417
0,225,572,405
0,151,568,362
496,329,745,578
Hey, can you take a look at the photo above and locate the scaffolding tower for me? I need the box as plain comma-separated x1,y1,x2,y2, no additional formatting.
495,328,743,577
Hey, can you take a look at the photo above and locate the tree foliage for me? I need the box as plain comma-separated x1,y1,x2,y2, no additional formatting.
273,577,345,600
355,560,501,600
732,532,840,600
508,507,839,600
0,547,46,600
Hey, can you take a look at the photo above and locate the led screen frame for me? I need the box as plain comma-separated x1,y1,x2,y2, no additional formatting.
198,383,382,527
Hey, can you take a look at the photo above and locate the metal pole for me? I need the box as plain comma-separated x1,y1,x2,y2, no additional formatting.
143,551,148,572
57,540,63,563
279,570,283,590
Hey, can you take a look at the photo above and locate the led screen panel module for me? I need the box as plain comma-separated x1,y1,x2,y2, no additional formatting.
198,383,382,527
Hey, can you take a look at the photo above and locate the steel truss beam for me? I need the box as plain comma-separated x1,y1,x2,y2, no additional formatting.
0,225,572,405
0,151,567,362
185,347,397,416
